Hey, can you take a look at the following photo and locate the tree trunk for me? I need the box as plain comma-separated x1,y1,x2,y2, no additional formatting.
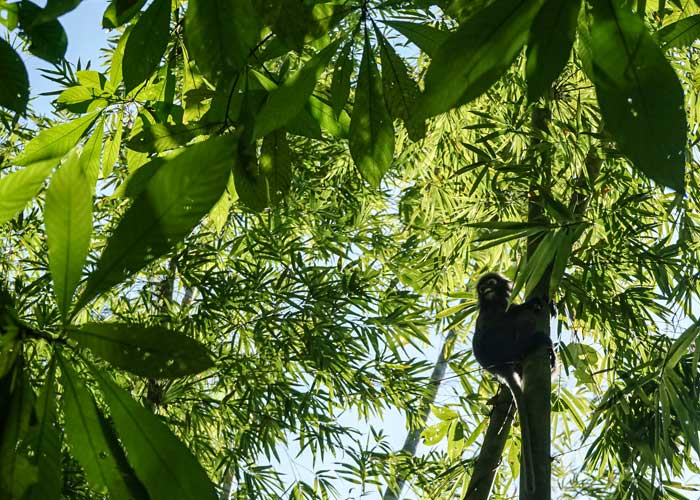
381,330,456,500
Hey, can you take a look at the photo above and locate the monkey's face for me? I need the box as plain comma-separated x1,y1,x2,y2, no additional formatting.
476,273,511,304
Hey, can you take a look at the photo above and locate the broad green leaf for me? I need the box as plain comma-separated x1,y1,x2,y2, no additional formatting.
184,0,259,84
0,38,29,115
0,162,54,226
28,0,81,25
89,365,218,500
376,29,425,141
308,94,350,138
17,1,67,63
257,0,347,50
432,405,458,421
77,70,114,93
102,110,123,177
0,2,19,29
415,0,544,120
330,39,354,117
15,111,99,166
56,85,108,113
69,323,214,378
234,129,292,211
128,123,198,153
348,34,394,187
25,359,61,500
123,0,170,92
590,0,686,191
45,150,93,320
109,25,131,86
81,117,104,190
253,39,341,140
58,354,136,499
422,420,450,446
526,0,582,101
384,20,449,57
102,0,146,28
0,369,37,499
447,421,465,460
75,135,236,313
655,14,700,49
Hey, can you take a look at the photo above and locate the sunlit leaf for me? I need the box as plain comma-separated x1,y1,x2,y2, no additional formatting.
655,14,700,49
45,150,93,320
384,20,449,57
123,0,170,92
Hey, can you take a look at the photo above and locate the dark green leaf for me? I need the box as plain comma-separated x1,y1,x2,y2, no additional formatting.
69,323,214,378
75,135,236,313
234,129,292,211
28,0,81,25
102,0,147,28
127,123,199,153
330,40,354,117
58,354,136,499
0,38,29,115
376,29,425,141
122,0,171,92
349,33,394,187
590,0,686,191
25,359,61,500
184,0,259,84
89,365,218,500
415,0,544,120
18,1,67,63
384,20,449,57
45,150,93,320
253,39,341,139
0,368,37,499
655,14,700,49
526,0,582,101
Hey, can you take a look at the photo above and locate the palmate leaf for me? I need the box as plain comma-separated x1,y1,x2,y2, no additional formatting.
0,38,29,115
45,149,93,321
589,0,686,191
348,32,394,187
122,0,171,92
383,20,449,57
68,323,214,378
89,363,218,500
414,0,544,120
74,134,236,313
58,354,144,499
184,0,259,84
526,0,582,101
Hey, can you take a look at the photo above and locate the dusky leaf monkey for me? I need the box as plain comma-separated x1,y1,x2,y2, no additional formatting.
472,272,556,493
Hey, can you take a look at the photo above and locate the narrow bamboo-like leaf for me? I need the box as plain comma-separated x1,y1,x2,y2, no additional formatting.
384,20,449,57
15,111,99,166
89,365,218,500
590,0,686,191
81,117,104,190
25,359,61,500
123,0,171,92
184,0,259,84
415,0,543,120
663,321,700,371
349,33,394,187
376,29,425,141
0,162,54,226
526,0,582,101
253,39,341,140
655,14,700,49
58,354,135,499
0,38,29,115
45,150,93,320
102,110,123,177
234,129,292,211
69,323,213,378
330,40,354,117
75,135,236,313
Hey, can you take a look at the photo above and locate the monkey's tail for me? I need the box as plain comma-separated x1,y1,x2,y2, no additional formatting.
502,372,536,493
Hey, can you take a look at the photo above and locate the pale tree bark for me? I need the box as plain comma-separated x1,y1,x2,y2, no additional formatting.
382,330,457,500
